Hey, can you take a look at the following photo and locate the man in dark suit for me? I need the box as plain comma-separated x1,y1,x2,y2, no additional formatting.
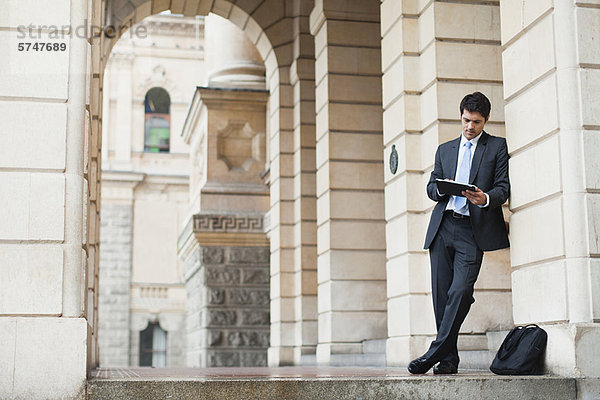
408,92,510,374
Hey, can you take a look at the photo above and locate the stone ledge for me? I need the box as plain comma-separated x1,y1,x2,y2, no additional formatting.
87,371,577,400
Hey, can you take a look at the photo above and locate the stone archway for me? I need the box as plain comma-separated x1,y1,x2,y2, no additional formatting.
94,0,315,369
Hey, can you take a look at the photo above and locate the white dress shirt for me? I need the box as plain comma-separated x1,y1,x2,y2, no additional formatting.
444,132,490,215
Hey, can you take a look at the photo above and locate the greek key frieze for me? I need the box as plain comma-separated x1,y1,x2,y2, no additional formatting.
193,214,264,233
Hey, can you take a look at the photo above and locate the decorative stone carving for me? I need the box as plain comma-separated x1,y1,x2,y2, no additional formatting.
216,120,264,172
134,64,180,100
193,214,264,233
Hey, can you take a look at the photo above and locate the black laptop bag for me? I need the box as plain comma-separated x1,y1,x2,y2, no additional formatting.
490,324,547,375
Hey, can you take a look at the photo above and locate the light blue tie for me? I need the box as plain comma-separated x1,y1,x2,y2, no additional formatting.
454,142,472,213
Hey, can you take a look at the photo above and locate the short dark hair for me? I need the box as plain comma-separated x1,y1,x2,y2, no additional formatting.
460,92,491,120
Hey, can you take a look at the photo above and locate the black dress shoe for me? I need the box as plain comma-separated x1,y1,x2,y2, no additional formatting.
408,357,434,374
433,361,458,374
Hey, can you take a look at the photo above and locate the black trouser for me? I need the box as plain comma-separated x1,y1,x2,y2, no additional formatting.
424,211,484,366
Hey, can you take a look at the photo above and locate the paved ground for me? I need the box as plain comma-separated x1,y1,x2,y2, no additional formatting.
90,366,495,380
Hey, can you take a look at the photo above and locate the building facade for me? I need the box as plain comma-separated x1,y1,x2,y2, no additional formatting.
98,13,203,368
1,0,599,398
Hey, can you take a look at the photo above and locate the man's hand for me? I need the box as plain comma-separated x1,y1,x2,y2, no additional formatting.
463,187,486,206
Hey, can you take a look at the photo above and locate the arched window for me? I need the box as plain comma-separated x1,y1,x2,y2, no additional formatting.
139,322,167,367
144,87,171,153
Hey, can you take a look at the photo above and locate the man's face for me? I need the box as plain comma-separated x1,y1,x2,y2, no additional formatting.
461,110,487,141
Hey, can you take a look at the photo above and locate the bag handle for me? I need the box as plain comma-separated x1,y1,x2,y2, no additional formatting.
497,325,539,361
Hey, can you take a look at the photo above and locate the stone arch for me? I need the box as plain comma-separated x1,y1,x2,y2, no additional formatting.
98,0,301,367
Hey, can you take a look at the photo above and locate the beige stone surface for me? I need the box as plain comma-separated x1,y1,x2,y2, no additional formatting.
461,291,513,333
501,14,555,99
385,213,427,258
386,335,433,366
318,280,387,312
509,134,562,209
270,321,295,347
580,69,600,127
2,102,67,170
591,260,600,320
433,82,505,124
0,31,70,100
322,46,382,77
386,253,430,298
510,197,564,267
384,177,408,219
318,311,387,343
500,0,553,45
321,220,386,251
512,261,569,324
317,250,387,282
380,0,402,37
418,4,435,52
0,173,65,241
317,161,384,196
433,2,500,42
387,295,436,336
318,191,385,221
542,323,600,377
577,8,600,66
0,0,70,28
381,17,417,72
0,317,87,399
583,131,600,190
382,57,415,108
476,249,512,290
0,245,63,315
504,75,558,152
587,195,600,256
436,42,502,82
0,319,16,392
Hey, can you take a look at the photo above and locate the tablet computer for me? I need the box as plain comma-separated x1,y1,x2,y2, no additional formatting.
435,179,477,197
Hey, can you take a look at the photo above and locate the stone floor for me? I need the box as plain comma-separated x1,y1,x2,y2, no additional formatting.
87,367,581,399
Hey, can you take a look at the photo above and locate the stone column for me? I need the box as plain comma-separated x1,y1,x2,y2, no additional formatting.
97,177,139,367
0,0,89,398
113,53,134,168
179,215,270,367
381,0,511,367
204,13,266,89
290,2,318,365
179,66,269,367
310,0,388,365
500,0,600,377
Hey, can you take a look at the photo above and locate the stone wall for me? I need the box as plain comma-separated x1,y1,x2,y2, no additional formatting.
98,203,133,367
185,245,270,367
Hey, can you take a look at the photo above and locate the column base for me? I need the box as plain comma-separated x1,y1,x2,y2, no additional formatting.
268,346,295,366
543,323,600,377
386,336,433,366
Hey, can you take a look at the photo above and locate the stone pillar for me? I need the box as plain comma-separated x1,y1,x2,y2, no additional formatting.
0,0,89,397
500,0,600,377
179,215,270,367
290,2,318,365
179,73,269,367
310,0,388,365
113,53,134,168
97,179,137,367
204,14,266,89
381,0,511,367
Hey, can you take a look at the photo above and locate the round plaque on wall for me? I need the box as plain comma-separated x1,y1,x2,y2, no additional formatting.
389,144,398,174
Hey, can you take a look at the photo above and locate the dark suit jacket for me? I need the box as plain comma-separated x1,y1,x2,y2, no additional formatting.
424,131,510,251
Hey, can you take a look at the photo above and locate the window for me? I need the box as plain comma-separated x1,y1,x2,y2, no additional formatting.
139,322,167,367
144,87,171,153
